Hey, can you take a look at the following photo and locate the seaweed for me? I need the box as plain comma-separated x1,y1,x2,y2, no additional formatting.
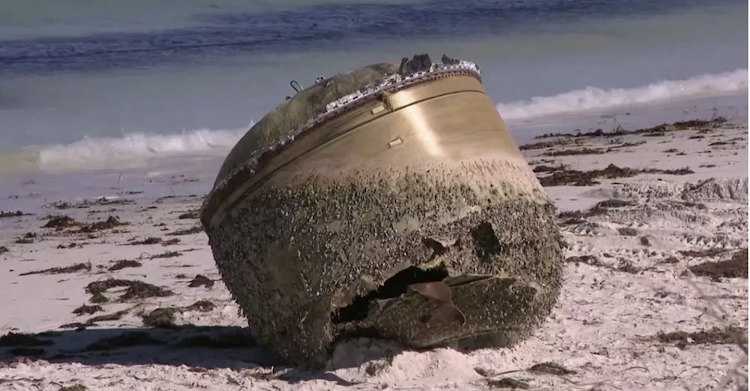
19,262,91,276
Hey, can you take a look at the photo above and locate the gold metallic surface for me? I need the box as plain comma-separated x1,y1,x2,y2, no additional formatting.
208,75,530,227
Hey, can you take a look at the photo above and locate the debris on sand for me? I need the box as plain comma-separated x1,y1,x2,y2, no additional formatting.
60,309,130,329
565,255,643,274
185,300,216,312
659,256,680,264
153,194,200,204
50,197,134,210
129,237,162,245
142,308,179,328
0,246,8,255
595,199,637,208
90,292,108,304
107,259,143,271
79,216,127,233
162,238,181,246
154,195,176,203
167,226,204,236
86,310,130,324
606,140,647,151
42,215,80,229
0,210,27,219
178,211,199,219
72,304,104,316
542,147,605,157
57,242,82,249
519,139,572,151
534,118,728,139
565,255,604,267
537,164,694,187
557,199,636,224
486,378,530,389
528,362,577,376
142,300,217,328
188,274,214,288
617,227,639,236
85,278,174,301
14,232,37,244
122,281,175,301
59,385,88,391
533,164,565,173
679,248,727,258
688,249,748,281
149,250,182,259
19,262,91,276
86,279,132,295
653,325,747,349
615,259,642,274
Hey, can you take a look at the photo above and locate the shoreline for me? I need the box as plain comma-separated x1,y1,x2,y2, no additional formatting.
0,90,746,181
0,116,747,390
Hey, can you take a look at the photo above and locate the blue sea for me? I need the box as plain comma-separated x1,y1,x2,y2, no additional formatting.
0,0,746,205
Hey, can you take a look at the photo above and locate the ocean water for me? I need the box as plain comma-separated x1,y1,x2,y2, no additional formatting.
0,0,747,202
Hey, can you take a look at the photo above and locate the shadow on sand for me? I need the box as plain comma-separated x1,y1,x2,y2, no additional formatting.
0,325,393,385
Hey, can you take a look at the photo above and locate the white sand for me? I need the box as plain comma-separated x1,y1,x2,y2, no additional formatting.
0,120,747,391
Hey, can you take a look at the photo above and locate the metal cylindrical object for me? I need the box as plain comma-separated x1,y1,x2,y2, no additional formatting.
201,58,564,366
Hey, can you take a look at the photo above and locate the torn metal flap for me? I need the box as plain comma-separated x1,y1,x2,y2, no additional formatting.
421,303,466,325
407,281,453,304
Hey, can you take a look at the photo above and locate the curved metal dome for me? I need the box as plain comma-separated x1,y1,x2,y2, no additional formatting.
200,54,564,367
212,62,400,189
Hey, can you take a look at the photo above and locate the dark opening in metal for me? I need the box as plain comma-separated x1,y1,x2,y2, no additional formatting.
331,266,449,324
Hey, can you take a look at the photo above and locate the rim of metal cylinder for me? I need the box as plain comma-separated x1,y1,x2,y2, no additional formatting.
200,60,482,228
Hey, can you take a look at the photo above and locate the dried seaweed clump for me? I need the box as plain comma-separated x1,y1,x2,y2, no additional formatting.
688,249,748,281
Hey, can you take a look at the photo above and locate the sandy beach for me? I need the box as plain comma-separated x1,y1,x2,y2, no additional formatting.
0,116,747,391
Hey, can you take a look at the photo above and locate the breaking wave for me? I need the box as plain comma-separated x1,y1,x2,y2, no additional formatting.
35,69,747,171
37,126,250,172
498,68,748,120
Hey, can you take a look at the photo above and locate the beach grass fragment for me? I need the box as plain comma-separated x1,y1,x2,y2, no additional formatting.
149,250,182,259
19,262,91,276
167,226,204,236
